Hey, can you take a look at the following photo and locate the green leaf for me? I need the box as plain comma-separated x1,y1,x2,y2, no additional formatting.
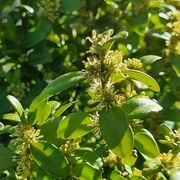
40,117,65,146
37,102,51,125
134,129,160,158
3,113,21,122
122,97,162,119
0,122,4,131
99,107,134,158
23,18,52,48
100,31,128,58
20,4,34,13
30,100,51,125
159,123,173,136
110,73,126,83
73,148,103,171
29,71,84,124
30,141,69,178
48,101,61,114
7,95,24,117
139,55,161,65
61,0,84,13
30,71,83,109
0,144,15,171
148,30,171,40
70,154,102,180
110,170,126,180
124,69,160,92
57,111,92,139
122,150,138,166
54,101,76,117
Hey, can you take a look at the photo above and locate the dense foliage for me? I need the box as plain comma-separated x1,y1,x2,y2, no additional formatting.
0,0,179,179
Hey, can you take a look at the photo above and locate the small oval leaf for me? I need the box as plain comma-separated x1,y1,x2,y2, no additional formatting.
3,113,21,122
124,69,160,92
30,141,69,178
139,55,161,65
29,71,84,113
99,107,134,158
122,97,162,119
7,95,24,117
134,129,159,158
57,111,92,139
54,101,76,117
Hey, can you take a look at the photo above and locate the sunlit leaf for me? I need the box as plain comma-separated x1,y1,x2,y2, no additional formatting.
159,123,173,136
122,150,137,166
148,30,171,40
29,71,84,124
122,97,162,119
57,111,92,139
139,55,161,65
30,141,69,178
124,69,160,92
70,152,102,180
54,101,76,117
3,113,21,122
7,95,24,117
134,129,160,158
110,170,126,180
99,107,134,158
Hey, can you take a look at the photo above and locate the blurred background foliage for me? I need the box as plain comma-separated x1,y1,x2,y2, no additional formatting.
0,0,179,141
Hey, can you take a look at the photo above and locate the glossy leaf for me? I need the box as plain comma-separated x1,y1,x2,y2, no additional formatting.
159,123,173,136
134,129,160,158
40,117,65,146
139,55,161,65
0,122,4,131
30,100,50,125
122,150,138,166
3,113,21,122
20,5,34,13
0,144,15,171
29,71,84,123
148,30,171,40
99,107,134,158
7,95,23,117
38,103,51,125
30,141,69,178
57,111,92,139
54,101,76,117
70,153,102,180
122,97,162,119
73,148,103,171
48,101,61,114
110,170,126,180
30,71,83,109
124,69,160,92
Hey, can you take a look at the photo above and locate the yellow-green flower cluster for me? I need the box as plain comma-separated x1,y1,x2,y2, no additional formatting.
84,30,133,109
11,124,43,179
60,138,81,155
86,29,113,54
166,11,180,55
124,58,143,70
37,0,61,23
